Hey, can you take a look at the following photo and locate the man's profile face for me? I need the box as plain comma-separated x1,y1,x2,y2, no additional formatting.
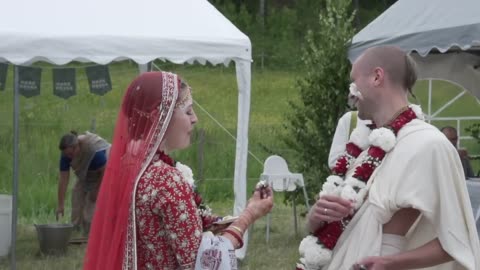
350,59,372,120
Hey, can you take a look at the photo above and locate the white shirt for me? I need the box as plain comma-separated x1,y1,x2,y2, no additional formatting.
328,111,371,169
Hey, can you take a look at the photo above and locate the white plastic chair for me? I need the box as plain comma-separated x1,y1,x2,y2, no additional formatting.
259,155,310,242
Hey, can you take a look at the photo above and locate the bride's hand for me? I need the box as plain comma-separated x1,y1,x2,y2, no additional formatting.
208,223,230,235
245,186,274,220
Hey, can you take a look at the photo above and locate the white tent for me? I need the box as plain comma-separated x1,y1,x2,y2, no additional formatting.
348,0,480,100
0,0,251,265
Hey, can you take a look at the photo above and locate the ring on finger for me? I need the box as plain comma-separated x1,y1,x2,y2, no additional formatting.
324,208,328,215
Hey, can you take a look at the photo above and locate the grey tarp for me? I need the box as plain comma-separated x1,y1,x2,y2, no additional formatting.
349,0,480,99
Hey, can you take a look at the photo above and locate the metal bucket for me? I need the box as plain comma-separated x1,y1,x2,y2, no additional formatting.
34,224,73,255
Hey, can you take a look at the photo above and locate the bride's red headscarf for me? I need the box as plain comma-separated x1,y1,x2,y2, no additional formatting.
84,71,181,270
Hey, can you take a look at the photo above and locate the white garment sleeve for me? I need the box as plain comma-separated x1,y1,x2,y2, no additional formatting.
195,233,237,270
328,112,351,169
393,131,480,269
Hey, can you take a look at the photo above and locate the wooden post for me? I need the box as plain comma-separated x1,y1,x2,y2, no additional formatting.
90,118,96,132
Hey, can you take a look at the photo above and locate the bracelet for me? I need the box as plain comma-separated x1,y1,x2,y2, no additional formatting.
229,225,243,235
222,229,244,249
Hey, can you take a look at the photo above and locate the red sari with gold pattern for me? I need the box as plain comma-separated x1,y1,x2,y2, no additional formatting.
135,152,202,269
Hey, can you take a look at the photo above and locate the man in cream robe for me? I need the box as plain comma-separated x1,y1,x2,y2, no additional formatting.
308,45,480,270
325,119,480,269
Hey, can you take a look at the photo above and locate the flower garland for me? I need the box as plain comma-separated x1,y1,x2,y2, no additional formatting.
296,105,422,270
158,151,217,230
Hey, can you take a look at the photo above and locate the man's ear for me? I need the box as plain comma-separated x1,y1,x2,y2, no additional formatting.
372,67,384,86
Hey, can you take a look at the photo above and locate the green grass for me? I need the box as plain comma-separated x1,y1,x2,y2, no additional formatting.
0,62,479,268
0,198,308,270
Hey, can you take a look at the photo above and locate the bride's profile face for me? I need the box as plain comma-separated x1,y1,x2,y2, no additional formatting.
163,87,197,152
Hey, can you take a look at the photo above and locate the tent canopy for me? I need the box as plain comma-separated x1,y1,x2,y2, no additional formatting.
348,0,480,99
0,0,251,261
1,0,251,65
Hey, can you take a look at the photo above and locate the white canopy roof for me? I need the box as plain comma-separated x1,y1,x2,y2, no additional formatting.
0,0,251,66
348,0,480,98
1,0,251,259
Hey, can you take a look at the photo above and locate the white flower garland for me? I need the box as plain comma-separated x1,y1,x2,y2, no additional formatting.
298,103,423,270
175,162,213,218
176,161,195,188
409,104,425,121
349,122,372,150
369,127,396,152
297,235,332,270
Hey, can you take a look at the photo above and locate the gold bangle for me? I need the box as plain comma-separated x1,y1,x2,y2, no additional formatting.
230,225,243,235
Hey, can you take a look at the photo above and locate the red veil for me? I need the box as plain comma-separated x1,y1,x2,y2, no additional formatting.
84,72,180,270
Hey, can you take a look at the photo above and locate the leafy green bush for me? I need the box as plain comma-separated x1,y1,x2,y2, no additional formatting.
283,0,355,205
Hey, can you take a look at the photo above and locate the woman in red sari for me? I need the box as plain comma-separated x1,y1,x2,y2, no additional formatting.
84,71,273,270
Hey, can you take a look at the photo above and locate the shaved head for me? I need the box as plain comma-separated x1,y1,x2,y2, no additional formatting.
356,46,417,91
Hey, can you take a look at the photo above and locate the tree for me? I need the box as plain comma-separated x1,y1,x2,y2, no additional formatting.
283,0,356,204
292,0,326,43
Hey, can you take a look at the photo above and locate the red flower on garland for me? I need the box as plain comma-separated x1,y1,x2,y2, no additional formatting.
368,146,386,159
353,162,376,182
313,221,343,250
346,142,362,157
390,109,416,133
333,156,349,175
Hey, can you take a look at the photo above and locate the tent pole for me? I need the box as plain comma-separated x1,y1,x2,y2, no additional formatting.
138,63,149,74
11,65,19,270
428,79,432,123
233,59,251,259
